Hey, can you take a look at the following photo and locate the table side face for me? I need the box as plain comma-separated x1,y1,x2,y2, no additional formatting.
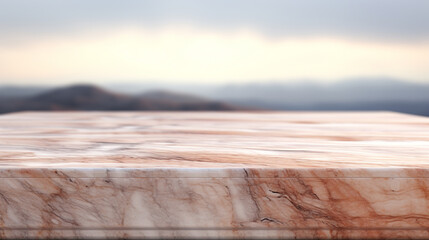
0,176,428,228
1,172,429,239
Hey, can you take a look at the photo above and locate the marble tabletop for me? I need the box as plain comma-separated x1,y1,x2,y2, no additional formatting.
1,111,429,169
1,111,429,239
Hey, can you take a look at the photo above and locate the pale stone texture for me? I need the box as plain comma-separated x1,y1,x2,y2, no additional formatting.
0,111,429,239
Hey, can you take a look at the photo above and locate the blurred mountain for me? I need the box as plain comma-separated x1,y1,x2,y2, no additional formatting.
0,84,238,114
32,85,131,110
0,78,428,116
140,90,207,104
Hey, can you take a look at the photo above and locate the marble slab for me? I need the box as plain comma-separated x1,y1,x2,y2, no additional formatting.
0,111,429,239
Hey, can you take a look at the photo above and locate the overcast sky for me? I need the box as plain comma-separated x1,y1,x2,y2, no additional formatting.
0,0,428,85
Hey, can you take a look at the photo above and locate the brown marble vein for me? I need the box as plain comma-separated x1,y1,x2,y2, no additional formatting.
0,111,429,239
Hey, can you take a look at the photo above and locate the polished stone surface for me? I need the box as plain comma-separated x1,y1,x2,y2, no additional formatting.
0,111,429,239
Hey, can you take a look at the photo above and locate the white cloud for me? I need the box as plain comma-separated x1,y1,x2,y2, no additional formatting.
1,26,428,84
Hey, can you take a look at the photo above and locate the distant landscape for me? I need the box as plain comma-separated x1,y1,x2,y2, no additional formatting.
0,85,239,113
1,78,429,116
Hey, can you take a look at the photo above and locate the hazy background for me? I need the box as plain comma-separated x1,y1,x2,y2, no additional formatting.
0,0,428,115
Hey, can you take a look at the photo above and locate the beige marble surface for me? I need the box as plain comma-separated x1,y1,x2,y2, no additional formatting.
0,111,429,239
